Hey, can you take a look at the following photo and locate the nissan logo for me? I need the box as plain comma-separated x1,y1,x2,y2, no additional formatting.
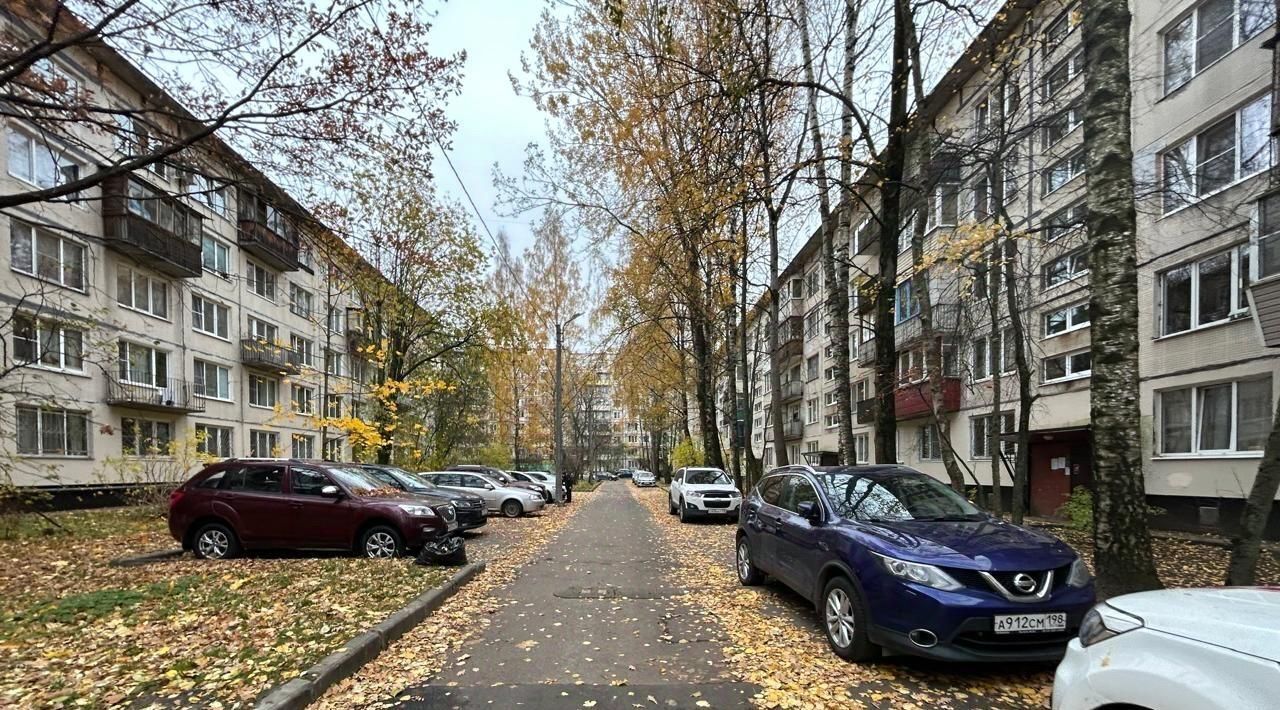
1012,573,1037,593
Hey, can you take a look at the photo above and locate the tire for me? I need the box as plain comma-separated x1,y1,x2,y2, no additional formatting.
501,499,524,518
669,496,677,515
821,576,879,662
736,536,765,586
359,525,403,559
678,498,690,523
192,522,240,560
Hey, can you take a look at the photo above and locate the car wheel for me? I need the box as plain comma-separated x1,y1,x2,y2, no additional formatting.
669,497,677,515
501,499,524,518
678,498,690,523
192,522,239,560
736,537,765,585
821,576,879,662
360,525,403,559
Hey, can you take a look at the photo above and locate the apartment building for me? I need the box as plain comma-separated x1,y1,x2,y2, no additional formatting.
1,19,377,498
731,0,1279,534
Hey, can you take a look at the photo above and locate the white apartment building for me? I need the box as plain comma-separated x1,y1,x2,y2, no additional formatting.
1,16,380,500
730,0,1279,535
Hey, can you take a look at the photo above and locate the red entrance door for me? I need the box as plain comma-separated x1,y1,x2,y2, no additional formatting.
1029,439,1092,517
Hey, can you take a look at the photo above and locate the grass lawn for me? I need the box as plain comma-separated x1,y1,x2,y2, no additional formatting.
572,479,602,492
0,507,448,708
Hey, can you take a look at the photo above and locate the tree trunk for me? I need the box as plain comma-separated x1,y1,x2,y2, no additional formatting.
987,243,1005,516
1082,0,1163,596
1226,396,1280,584
1001,236,1034,524
740,224,762,488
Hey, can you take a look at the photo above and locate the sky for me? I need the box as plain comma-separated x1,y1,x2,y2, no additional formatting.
427,0,549,267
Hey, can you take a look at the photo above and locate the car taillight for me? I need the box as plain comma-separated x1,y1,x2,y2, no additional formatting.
169,489,185,509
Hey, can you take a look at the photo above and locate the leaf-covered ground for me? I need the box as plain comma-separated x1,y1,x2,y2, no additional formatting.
0,507,551,709
628,486,1280,710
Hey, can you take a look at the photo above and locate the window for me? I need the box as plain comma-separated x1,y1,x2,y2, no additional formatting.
249,430,280,458
894,279,920,324
1159,377,1271,454
852,379,868,404
193,360,231,400
249,374,278,408
824,390,839,407
806,355,820,381
116,268,168,319
291,335,314,367
1041,50,1083,101
124,179,202,241
6,128,82,194
1042,104,1082,148
1162,95,1272,213
117,342,167,387
1041,150,1084,195
898,214,916,253
195,424,233,458
853,434,869,464
292,385,315,415
1259,192,1280,279
289,283,313,318
972,412,1016,459
1045,302,1090,337
972,336,993,380
325,394,343,418
1043,349,1092,382
974,96,990,135
805,308,820,340
928,159,961,228
323,437,344,461
121,417,172,455
897,347,925,383
1044,202,1088,242
248,317,277,343
9,219,85,290
13,313,83,372
824,366,836,382
1164,0,1276,93
186,173,230,217
1044,249,1088,288
201,235,230,275
805,398,819,425
248,262,277,300
326,306,344,333
918,425,942,460
324,348,343,376
806,269,821,297
16,406,88,456
292,433,315,459
191,294,230,339
1160,246,1249,335
1043,4,1080,51
824,412,841,429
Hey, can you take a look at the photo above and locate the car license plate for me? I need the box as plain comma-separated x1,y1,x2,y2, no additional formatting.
993,612,1066,634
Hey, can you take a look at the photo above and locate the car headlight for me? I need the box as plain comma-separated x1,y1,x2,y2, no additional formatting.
1079,604,1143,647
685,490,703,499
1066,558,1093,588
874,553,962,591
398,504,437,518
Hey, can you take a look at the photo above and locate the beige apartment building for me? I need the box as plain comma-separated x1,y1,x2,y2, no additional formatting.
1,17,376,500
728,0,1279,534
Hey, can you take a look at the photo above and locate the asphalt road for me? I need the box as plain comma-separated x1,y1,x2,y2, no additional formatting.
389,483,758,709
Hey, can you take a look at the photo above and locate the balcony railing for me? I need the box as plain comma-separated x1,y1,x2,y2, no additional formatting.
240,337,303,375
856,337,876,366
100,175,202,278
105,376,205,413
777,315,804,360
782,421,804,440
779,379,804,402
894,303,961,349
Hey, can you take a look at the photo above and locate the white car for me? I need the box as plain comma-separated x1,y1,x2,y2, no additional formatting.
419,471,545,518
1052,587,1280,710
668,467,741,522
509,470,555,499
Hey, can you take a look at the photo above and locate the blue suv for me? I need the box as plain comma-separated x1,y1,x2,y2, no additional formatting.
736,465,1095,663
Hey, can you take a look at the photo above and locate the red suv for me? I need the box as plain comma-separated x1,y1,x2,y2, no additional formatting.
168,459,459,559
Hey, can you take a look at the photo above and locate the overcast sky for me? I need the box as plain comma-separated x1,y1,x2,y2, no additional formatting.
429,0,547,265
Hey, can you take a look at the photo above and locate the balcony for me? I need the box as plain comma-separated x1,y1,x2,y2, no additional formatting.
778,315,804,360
893,377,961,420
855,282,877,315
894,303,961,350
778,379,804,402
105,376,205,413
857,337,877,366
238,219,300,271
100,175,202,278
782,421,804,440
854,226,879,257
856,398,876,424
346,308,372,352
240,337,303,375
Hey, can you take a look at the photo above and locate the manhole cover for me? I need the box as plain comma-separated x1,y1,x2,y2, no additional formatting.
554,586,684,599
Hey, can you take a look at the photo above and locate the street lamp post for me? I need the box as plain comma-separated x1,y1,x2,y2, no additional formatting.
553,311,583,503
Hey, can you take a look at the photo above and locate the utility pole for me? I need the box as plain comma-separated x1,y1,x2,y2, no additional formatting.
553,311,583,503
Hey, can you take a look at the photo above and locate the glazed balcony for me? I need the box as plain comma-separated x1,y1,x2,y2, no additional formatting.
894,377,961,420
101,175,202,278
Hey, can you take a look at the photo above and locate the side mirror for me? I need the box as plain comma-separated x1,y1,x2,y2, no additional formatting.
320,485,341,497
484,483,495,491
797,501,823,525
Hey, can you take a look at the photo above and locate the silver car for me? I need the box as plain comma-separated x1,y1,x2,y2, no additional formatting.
633,470,657,487
419,471,545,518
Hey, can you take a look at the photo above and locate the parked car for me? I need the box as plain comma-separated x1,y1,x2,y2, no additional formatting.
450,464,550,503
508,470,554,500
1052,587,1280,710
168,459,459,560
633,470,657,487
617,469,633,479
669,467,741,522
421,471,545,517
736,464,1095,663
516,471,559,498
354,464,488,531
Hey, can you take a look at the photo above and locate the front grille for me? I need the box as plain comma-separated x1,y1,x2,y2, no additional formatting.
947,565,1069,598
701,492,734,499
704,500,732,509
953,628,1077,652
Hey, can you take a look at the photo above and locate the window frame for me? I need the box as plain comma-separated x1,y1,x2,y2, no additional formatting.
1158,244,1250,336
1156,376,1272,456
1044,301,1091,338
15,405,90,457
201,234,231,277
1162,0,1277,95
9,218,87,292
291,384,315,416
117,341,168,388
1042,348,1093,383
120,416,173,456
248,374,279,409
247,261,277,301
191,293,231,340
249,429,280,457
1041,149,1085,196
1043,248,1089,289
195,423,233,458
1161,94,1272,214
193,359,232,401
116,267,169,320
12,312,84,373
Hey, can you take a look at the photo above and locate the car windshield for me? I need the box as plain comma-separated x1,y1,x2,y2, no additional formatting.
329,467,404,497
487,470,513,484
685,469,730,485
381,467,438,491
816,472,984,522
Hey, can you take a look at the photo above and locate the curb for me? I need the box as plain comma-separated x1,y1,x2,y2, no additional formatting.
254,560,485,710
109,548,183,567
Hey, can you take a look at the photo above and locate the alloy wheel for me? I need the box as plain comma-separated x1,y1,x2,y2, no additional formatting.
736,541,752,581
365,531,397,558
825,587,856,649
197,529,229,559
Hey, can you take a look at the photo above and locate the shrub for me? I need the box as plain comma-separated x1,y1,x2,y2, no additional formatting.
1056,486,1094,532
670,438,704,469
